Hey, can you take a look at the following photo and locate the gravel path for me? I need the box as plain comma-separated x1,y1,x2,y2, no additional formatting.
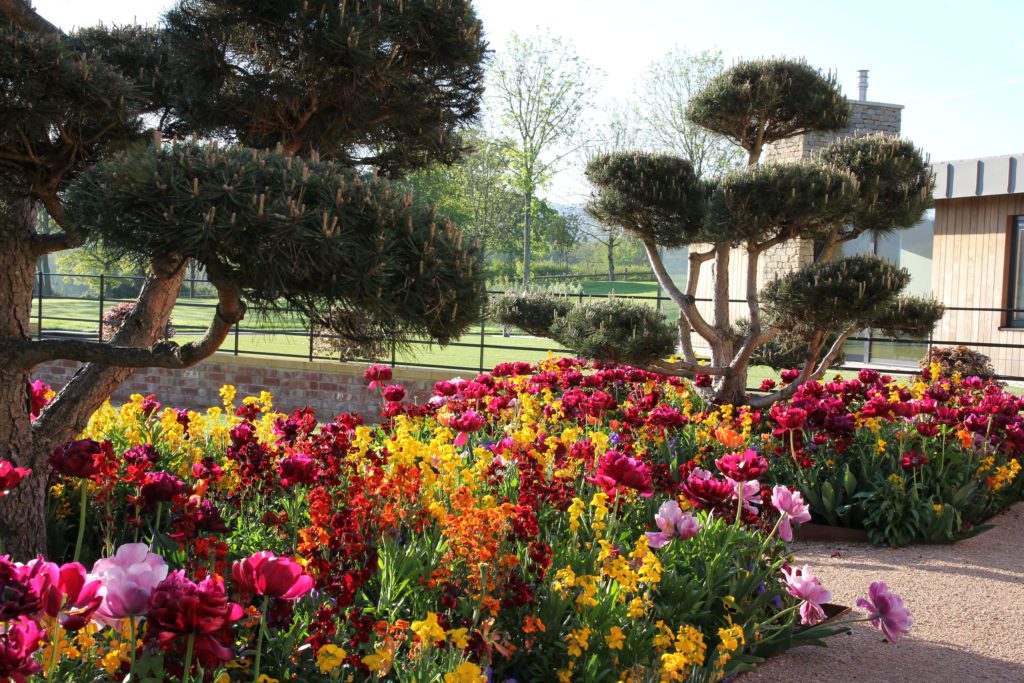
744,503,1024,683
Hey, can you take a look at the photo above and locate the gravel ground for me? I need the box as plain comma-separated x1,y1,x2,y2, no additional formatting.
744,502,1024,683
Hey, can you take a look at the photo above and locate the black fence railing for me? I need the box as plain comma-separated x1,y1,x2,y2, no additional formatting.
29,272,1024,387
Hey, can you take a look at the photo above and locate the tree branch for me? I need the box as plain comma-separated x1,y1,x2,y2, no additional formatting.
31,194,84,255
9,263,245,371
644,358,731,377
0,0,66,37
748,326,855,407
642,240,720,357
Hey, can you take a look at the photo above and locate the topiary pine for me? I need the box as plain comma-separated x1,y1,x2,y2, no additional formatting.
548,298,677,367
0,0,487,559
488,292,574,338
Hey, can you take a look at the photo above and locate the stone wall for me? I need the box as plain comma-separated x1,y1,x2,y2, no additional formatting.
762,100,903,164
33,354,463,422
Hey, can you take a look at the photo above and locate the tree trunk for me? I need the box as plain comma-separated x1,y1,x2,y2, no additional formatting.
522,190,533,286
0,192,186,557
607,234,616,282
0,195,46,558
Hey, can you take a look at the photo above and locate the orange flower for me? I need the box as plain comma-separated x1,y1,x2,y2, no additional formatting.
714,426,745,450
522,615,546,634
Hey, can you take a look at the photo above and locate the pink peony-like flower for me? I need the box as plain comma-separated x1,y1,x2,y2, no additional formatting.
857,581,912,645
48,439,110,479
730,478,762,513
771,485,812,542
450,410,485,447
231,551,314,600
0,557,41,620
0,460,30,497
0,616,45,682
91,543,169,627
715,449,768,482
586,450,654,498
145,570,243,667
782,564,832,626
645,501,701,549
680,468,735,509
364,365,393,389
769,404,808,431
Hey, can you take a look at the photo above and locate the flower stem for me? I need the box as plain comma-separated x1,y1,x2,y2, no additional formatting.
150,502,163,551
46,622,60,683
128,618,137,681
182,632,196,683
252,594,270,683
73,482,88,563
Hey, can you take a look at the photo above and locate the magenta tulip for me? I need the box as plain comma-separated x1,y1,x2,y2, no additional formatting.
857,581,912,645
771,485,812,542
231,552,313,600
782,564,832,626
645,501,701,549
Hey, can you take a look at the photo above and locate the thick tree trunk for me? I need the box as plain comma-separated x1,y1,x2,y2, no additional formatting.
522,190,533,286
0,195,46,558
0,192,186,557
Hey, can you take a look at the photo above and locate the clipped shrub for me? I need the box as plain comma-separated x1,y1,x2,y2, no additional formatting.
921,345,997,381
489,291,574,337
869,295,945,338
101,301,174,342
548,298,677,365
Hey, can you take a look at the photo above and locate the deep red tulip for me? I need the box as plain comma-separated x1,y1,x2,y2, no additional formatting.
586,450,653,498
0,616,44,682
146,571,242,667
48,439,110,479
364,365,392,389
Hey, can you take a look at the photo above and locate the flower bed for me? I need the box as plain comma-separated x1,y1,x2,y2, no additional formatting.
5,357,997,681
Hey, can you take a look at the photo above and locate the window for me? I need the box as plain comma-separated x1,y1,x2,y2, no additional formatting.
1008,217,1024,327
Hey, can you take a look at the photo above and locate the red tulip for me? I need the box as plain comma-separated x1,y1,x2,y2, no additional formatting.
364,365,393,389
48,439,110,479
381,385,406,402
231,552,313,600
146,571,243,667
0,460,30,496
278,453,317,487
450,410,485,447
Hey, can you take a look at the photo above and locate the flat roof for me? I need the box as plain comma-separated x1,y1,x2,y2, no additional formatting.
931,153,1024,200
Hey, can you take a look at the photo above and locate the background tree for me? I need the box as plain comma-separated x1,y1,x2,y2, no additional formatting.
0,0,487,558
489,30,598,284
494,59,942,405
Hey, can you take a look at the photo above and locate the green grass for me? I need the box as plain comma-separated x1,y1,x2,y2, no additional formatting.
32,280,931,389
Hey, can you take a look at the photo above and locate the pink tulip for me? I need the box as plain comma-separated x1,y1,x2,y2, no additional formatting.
857,581,912,645
231,552,313,600
0,616,44,682
715,449,768,482
771,486,812,542
20,559,102,631
91,543,169,627
782,564,832,626
645,501,701,549
450,410,485,447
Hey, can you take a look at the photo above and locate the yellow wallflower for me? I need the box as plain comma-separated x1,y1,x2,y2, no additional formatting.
447,628,470,648
567,497,586,533
316,644,347,675
444,662,487,683
566,626,591,658
219,384,237,407
605,626,626,650
410,612,446,645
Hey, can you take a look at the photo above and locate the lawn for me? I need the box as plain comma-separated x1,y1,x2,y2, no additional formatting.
32,279,932,390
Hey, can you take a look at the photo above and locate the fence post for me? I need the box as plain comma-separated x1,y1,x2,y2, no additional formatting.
656,282,663,312
926,328,933,367
97,274,105,342
36,271,44,340
308,321,315,361
478,315,486,373
233,321,240,356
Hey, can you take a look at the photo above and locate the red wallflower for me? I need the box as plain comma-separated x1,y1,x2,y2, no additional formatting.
279,453,317,487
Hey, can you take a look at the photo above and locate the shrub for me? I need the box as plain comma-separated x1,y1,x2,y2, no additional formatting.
921,345,997,381
548,298,677,365
488,291,574,337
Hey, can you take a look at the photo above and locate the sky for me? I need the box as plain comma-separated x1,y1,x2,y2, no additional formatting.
33,0,1024,204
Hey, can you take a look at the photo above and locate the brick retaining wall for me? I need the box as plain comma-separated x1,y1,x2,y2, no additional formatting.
34,354,463,421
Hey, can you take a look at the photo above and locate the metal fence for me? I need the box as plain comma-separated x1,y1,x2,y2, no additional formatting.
30,272,1024,386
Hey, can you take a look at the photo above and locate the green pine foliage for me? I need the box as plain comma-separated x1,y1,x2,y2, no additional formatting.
66,142,485,349
487,291,573,338
548,299,677,366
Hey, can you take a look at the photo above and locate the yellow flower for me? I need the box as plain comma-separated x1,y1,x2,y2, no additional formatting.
447,627,470,648
605,626,626,650
444,662,487,683
215,674,231,683
316,644,347,675
219,384,237,407
567,497,586,533
410,611,446,645
566,626,591,658
257,676,279,683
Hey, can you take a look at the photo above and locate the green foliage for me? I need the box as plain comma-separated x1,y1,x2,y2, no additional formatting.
0,26,141,194
488,291,573,337
761,255,910,339
55,246,146,298
584,152,705,248
548,298,677,365
66,142,485,349
819,134,934,240
705,161,857,245
686,58,850,155
163,0,486,174
869,295,945,338
922,345,997,380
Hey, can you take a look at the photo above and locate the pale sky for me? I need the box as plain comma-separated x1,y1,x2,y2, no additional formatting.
33,0,1024,205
